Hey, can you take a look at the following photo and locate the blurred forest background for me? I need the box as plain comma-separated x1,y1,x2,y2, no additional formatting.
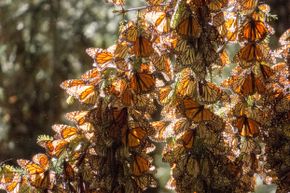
0,0,289,190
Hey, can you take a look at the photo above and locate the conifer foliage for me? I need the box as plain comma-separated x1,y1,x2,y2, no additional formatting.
0,0,289,193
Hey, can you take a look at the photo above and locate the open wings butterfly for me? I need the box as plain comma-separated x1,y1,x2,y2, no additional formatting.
235,115,260,137
179,98,215,122
129,64,155,94
240,19,268,42
17,154,55,190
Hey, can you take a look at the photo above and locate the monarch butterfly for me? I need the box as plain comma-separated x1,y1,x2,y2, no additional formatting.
218,11,238,42
37,138,68,157
65,111,88,125
163,143,187,164
203,27,223,57
119,88,134,107
272,62,287,72
271,62,289,86
264,83,284,103
150,120,170,142
110,107,128,139
146,10,171,34
208,0,228,12
235,42,268,68
61,76,99,105
86,47,114,69
231,100,248,117
60,79,86,89
157,85,173,105
132,34,155,58
132,174,157,191
252,3,271,21
122,125,147,147
51,124,79,141
185,156,200,177
120,21,138,42
65,85,98,105
80,68,102,85
178,129,196,149
129,65,155,94
276,44,290,62
3,176,27,193
150,53,172,79
17,154,55,190
179,98,215,122
131,155,150,176
218,49,230,66
197,80,222,103
0,165,29,193
172,153,198,179
231,70,266,96
110,78,127,97
175,39,203,73
176,72,221,103
61,69,101,90
240,19,268,42
238,0,258,11
235,115,260,137
86,43,128,69
110,79,134,106
176,69,198,97
114,41,129,59
175,11,202,38
256,63,275,81
173,118,191,134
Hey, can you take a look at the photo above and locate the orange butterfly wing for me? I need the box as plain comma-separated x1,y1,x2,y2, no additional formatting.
132,155,150,176
238,0,258,11
176,14,202,38
241,20,267,41
197,81,222,103
258,63,274,80
52,124,78,140
237,43,264,66
122,126,147,147
181,98,214,122
208,0,228,11
86,48,113,68
133,35,154,57
236,116,260,137
232,71,266,96
130,72,155,94
17,154,55,189
179,129,196,149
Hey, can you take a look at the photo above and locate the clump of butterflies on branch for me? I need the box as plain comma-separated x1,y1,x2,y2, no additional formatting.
0,0,289,192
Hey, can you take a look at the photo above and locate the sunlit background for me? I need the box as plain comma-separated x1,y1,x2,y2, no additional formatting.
0,0,289,192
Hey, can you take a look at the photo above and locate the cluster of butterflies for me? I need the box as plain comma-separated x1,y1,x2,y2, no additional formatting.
147,0,248,192
260,29,290,191
222,0,288,155
221,1,290,192
1,0,290,193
